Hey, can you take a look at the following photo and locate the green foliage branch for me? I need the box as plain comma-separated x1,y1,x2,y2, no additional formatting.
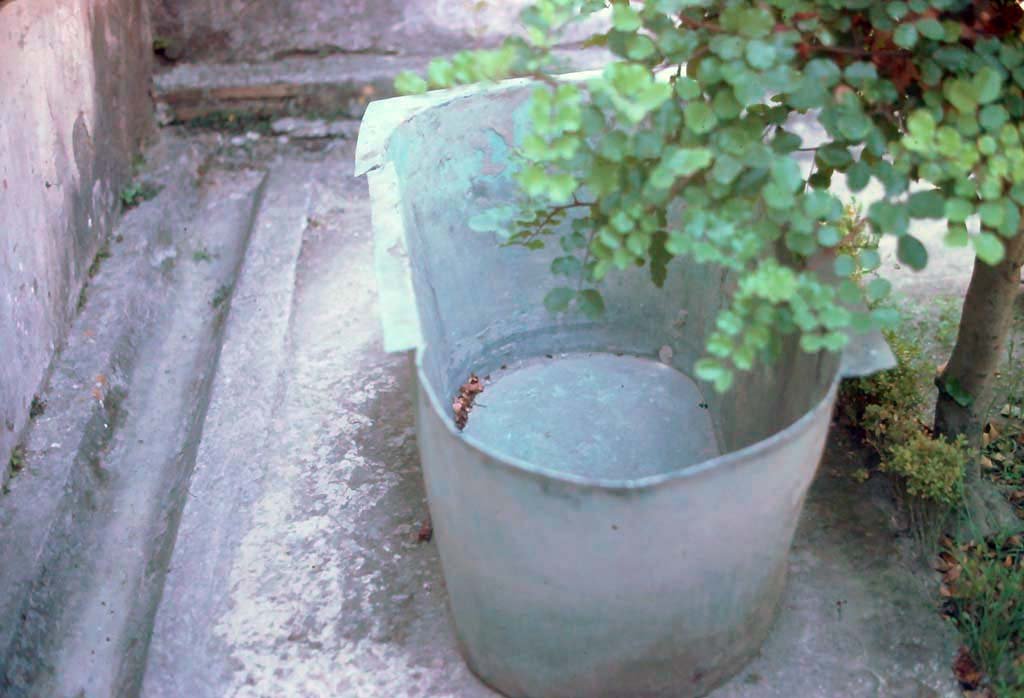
397,0,1024,392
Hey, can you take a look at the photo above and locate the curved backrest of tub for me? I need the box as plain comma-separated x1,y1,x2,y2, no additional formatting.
371,83,838,461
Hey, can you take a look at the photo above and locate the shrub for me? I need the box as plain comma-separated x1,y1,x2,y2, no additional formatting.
883,430,968,506
839,329,930,430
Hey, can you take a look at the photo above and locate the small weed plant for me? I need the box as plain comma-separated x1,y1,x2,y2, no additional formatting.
120,181,160,209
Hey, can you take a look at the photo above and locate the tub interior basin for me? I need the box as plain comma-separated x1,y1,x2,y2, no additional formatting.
463,352,718,480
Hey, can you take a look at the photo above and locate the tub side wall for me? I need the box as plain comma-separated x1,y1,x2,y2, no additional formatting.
0,0,153,480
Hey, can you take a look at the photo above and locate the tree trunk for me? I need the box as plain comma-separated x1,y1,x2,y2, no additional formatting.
934,231,1024,535
935,232,1024,444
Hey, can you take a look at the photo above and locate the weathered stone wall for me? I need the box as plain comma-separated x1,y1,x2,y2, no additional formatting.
149,0,534,63
0,0,153,478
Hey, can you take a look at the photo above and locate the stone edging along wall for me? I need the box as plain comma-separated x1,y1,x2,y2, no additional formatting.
0,0,153,481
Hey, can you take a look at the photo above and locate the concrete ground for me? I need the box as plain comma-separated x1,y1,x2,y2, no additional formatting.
0,123,964,696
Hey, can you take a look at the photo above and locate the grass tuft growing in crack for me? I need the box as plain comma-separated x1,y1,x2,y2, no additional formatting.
192,247,216,262
120,181,161,209
211,284,231,309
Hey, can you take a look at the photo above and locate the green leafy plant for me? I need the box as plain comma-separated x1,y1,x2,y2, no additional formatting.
192,247,215,262
399,0,1024,519
211,284,231,309
87,242,112,278
883,430,968,505
841,329,930,426
843,328,968,544
120,181,160,209
8,446,24,475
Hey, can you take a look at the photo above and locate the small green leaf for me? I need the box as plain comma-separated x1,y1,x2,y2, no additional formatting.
872,306,900,329
978,134,998,155
626,34,657,60
817,225,842,247
860,249,881,271
427,59,456,88
394,71,428,94
803,59,841,87
973,232,1005,264
745,40,776,70
944,223,968,247
838,278,862,304
944,78,977,114
611,4,642,31
980,104,1009,131
837,111,871,141
979,200,1005,228
817,145,853,170
834,254,857,277
710,35,743,60
944,377,973,407
886,1,908,20
897,235,928,270
973,66,1003,104
893,23,918,49
684,101,718,135
944,198,973,223
906,109,936,140
735,7,774,38
770,157,803,193
866,278,892,302
850,310,873,333
586,160,620,196
694,358,734,392
518,164,548,196
868,200,907,235
800,333,825,353
907,189,945,219
846,160,871,192
577,289,606,319
762,182,793,209
711,154,743,184
916,18,944,41
544,287,576,313
468,205,516,235
664,147,715,177
551,256,583,277
771,130,802,154
675,77,701,100
844,62,877,87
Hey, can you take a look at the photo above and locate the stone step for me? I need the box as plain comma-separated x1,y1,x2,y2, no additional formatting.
0,132,210,681
140,158,313,697
153,49,608,126
0,134,269,697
